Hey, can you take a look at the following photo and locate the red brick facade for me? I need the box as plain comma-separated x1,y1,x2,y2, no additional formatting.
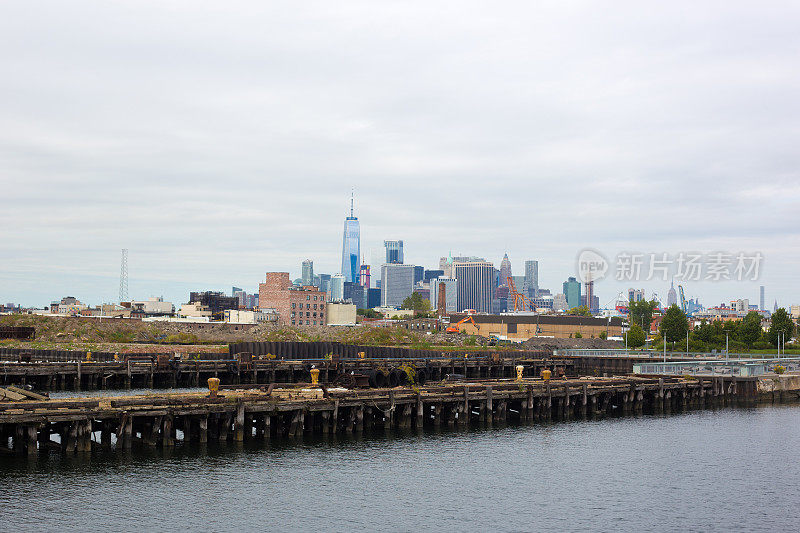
258,272,327,326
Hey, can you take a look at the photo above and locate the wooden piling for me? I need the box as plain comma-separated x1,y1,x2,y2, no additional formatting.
580,383,588,418
26,424,38,456
161,416,174,447
234,403,245,442
218,414,230,442
486,386,493,425
198,416,208,443
527,386,535,421
144,416,161,447
355,406,364,433
321,410,330,434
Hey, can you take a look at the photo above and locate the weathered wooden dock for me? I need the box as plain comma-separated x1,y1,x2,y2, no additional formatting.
1,342,687,392
0,375,760,456
0,356,573,391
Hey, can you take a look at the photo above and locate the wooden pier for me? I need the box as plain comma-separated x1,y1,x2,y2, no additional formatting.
0,375,761,456
0,356,574,391
0,342,680,392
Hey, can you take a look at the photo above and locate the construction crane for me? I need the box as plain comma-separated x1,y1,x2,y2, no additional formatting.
507,277,534,312
678,285,688,314
446,315,479,333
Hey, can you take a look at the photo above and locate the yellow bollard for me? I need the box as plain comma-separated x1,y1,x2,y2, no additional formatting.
541,369,551,382
310,368,320,386
516,365,524,382
86,351,92,362
207,377,220,398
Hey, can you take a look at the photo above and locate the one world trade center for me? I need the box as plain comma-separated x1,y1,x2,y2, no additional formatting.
341,193,360,283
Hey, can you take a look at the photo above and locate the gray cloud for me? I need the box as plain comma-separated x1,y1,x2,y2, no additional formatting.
1,0,798,308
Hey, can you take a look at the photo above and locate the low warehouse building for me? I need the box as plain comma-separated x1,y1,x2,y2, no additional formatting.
448,314,624,341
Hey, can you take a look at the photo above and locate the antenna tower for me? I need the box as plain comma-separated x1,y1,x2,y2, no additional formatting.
119,249,129,303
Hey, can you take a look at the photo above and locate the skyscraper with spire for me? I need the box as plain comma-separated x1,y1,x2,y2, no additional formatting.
341,192,360,283
667,280,678,307
499,253,512,286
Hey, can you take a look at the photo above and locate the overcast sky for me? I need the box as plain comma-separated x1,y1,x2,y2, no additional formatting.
1,1,798,309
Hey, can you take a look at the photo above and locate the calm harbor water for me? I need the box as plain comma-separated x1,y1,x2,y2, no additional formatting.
2,405,799,532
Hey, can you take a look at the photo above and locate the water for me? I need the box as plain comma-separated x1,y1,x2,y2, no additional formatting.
2,406,799,532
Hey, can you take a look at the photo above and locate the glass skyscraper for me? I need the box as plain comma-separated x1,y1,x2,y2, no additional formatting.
524,260,538,298
301,259,314,286
341,194,360,283
562,276,581,310
384,240,404,264
453,261,495,313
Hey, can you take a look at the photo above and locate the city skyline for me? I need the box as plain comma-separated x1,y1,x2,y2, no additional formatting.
0,236,787,312
0,191,784,311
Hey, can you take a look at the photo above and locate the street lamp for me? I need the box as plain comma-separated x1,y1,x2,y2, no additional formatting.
624,322,628,354
725,332,729,362
663,335,667,363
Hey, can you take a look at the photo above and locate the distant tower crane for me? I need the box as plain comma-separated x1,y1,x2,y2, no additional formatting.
678,285,688,314
507,277,534,312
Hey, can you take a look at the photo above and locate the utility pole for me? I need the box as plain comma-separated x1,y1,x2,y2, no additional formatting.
663,336,667,363
725,332,729,362
686,329,689,356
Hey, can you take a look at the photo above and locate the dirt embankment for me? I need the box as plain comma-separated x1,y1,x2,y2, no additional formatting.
0,315,488,349
1,315,623,353
520,337,624,351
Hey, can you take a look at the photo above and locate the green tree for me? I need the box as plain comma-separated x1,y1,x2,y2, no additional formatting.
660,304,689,345
574,331,583,338
692,320,715,344
401,292,431,313
625,322,646,348
357,308,383,319
768,308,796,346
566,305,591,316
737,311,763,347
599,330,608,340
628,299,658,334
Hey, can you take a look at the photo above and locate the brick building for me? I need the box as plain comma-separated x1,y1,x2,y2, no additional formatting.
258,272,327,326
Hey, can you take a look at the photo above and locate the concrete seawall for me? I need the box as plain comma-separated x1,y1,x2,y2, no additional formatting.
758,374,800,403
